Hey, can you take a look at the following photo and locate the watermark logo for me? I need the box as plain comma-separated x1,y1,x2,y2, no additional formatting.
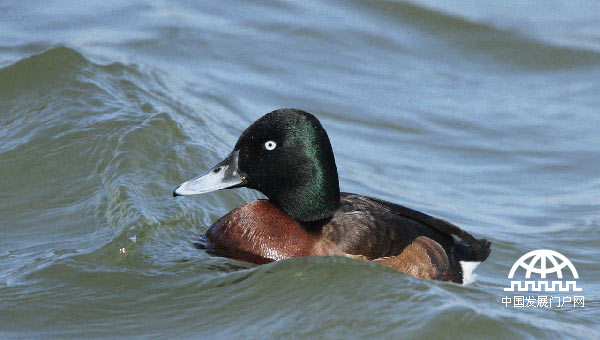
501,249,584,308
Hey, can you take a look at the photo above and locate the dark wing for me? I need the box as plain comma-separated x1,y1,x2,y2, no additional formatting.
323,193,491,263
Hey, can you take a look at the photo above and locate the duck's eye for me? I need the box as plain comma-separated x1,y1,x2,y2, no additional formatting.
264,140,277,151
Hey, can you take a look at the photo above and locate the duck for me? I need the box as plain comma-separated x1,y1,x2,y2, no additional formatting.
173,108,491,283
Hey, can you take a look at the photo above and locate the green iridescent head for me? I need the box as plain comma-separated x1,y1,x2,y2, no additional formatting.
174,108,341,223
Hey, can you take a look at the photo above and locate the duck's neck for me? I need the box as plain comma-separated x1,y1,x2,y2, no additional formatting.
270,177,340,225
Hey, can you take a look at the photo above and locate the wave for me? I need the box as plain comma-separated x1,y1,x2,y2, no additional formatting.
0,47,255,284
362,0,600,70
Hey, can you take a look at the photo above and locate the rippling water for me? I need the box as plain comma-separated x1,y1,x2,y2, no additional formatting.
1,1,599,339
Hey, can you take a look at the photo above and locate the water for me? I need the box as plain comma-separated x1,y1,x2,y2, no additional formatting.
1,1,599,338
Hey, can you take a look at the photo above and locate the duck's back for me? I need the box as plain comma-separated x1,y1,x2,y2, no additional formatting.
322,193,491,282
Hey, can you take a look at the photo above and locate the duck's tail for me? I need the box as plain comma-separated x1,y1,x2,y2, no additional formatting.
455,237,492,262
455,237,492,284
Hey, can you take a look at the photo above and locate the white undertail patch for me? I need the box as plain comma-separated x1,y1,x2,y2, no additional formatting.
460,261,481,285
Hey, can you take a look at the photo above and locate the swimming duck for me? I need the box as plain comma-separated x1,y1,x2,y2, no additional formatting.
173,109,491,283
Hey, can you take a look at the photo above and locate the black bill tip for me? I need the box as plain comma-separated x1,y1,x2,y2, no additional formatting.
173,186,181,197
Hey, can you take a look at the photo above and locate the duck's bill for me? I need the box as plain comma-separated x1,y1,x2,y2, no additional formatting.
173,150,245,197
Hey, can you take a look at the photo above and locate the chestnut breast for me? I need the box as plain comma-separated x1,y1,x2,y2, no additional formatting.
205,200,339,264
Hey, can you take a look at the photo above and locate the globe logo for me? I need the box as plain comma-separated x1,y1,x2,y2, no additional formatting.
504,249,582,292
508,249,579,279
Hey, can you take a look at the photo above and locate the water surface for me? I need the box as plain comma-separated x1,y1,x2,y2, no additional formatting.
1,1,599,339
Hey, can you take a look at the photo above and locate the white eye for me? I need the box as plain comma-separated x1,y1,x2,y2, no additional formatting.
264,140,277,151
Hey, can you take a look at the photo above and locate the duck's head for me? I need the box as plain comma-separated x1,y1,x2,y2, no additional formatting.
174,108,340,223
